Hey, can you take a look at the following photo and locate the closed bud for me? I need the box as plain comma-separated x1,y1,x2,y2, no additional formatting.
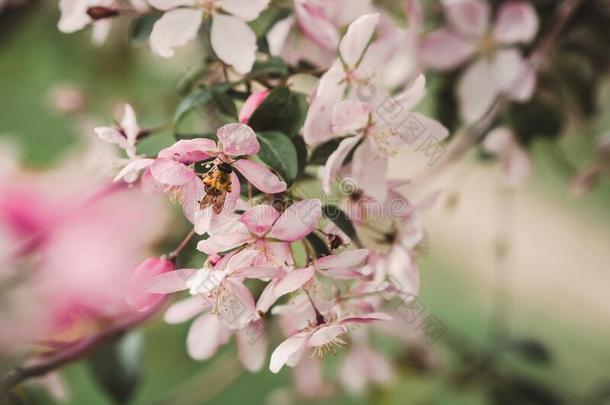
126,257,175,312
86,6,119,20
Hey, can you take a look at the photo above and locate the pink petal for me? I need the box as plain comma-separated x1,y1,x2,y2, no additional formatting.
222,280,258,328
308,324,347,346
58,0,91,33
322,135,362,194
225,249,259,273
315,249,369,270
211,14,257,74
303,60,347,146
150,8,203,58
339,312,393,324
331,100,371,136
386,246,420,296
114,158,154,183
196,225,252,254
233,159,287,193
493,49,535,102
150,158,196,186
180,177,206,223
164,296,209,324
269,199,322,242
410,112,450,141
295,0,340,52
240,204,280,236
236,320,268,372
420,28,476,70
239,90,270,124
126,257,175,312
351,138,388,201
443,0,490,38
157,138,217,164
273,266,315,297
339,13,380,68
267,16,295,56
483,126,515,154
256,279,281,313
457,57,499,123
120,104,140,145
493,1,539,44
393,74,427,112
220,0,269,22
232,266,283,279
187,314,231,360
269,333,309,373
143,269,197,293
217,123,260,156
148,0,195,11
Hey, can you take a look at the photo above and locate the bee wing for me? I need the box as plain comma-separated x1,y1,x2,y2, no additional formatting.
212,191,227,215
200,193,216,210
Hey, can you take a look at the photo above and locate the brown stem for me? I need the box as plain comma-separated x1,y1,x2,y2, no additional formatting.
0,301,164,397
168,229,196,261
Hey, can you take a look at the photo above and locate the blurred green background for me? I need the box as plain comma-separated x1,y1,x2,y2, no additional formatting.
2,2,610,404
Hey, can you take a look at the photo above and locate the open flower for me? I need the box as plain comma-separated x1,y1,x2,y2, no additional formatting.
269,312,391,373
256,249,370,313
197,199,322,265
420,0,539,123
148,0,269,73
303,13,381,146
95,104,140,159
322,75,448,200
146,249,279,329
121,123,286,228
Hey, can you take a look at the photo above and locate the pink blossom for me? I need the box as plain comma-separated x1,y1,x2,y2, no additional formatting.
118,123,286,229
95,103,140,159
322,75,448,200
148,0,269,74
269,312,391,373
197,200,322,265
420,0,539,122
339,344,393,394
58,0,118,45
145,249,280,328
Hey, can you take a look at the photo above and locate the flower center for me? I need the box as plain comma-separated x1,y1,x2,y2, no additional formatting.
311,334,347,359
479,35,496,57
198,0,218,16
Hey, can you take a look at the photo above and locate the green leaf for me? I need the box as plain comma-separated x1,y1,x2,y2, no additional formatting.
322,205,363,248
249,57,289,79
130,14,161,47
248,87,308,137
211,86,238,119
173,87,213,129
257,131,298,186
306,233,331,257
88,332,143,404
292,135,308,179
309,139,343,165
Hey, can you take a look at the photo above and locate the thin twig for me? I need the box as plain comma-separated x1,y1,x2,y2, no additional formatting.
0,301,164,397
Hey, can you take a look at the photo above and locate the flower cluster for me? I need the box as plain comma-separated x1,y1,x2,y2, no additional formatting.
36,0,570,399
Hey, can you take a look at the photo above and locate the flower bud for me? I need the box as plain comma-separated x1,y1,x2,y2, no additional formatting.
239,90,270,124
126,257,174,312
86,6,119,20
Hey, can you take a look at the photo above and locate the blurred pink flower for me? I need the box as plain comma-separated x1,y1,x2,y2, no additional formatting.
483,126,531,186
126,257,175,312
420,0,539,122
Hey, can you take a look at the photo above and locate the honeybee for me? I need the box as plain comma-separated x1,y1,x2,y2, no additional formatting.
200,161,233,214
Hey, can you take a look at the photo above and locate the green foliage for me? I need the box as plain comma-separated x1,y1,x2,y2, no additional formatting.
248,87,308,137
87,332,143,404
130,14,161,47
322,205,363,248
257,131,299,186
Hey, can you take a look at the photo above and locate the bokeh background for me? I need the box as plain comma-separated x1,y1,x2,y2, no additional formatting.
1,1,610,404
